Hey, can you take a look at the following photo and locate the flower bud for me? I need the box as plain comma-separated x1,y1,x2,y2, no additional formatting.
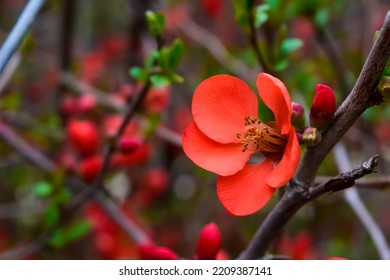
117,137,140,154
78,155,102,182
291,102,306,131
138,245,178,260
66,119,99,156
309,84,336,130
302,127,322,147
378,76,390,98
195,222,222,260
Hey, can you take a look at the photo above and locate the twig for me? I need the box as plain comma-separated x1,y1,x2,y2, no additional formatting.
333,143,390,260
315,176,390,190
0,52,21,95
60,72,182,147
179,18,256,81
0,0,46,73
238,154,379,259
247,4,272,74
314,26,351,95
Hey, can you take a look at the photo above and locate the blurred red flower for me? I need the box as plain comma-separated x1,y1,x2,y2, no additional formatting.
182,73,300,216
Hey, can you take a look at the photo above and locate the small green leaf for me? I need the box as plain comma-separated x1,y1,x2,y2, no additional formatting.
44,206,60,227
150,74,171,88
168,73,184,83
315,8,329,27
129,66,148,83
145,11,165,37
49,220,92,248
253,4,270,28
280,38,303,55
233,0,253,31
34,181,52,197
274,59,289,71
158,39,184,72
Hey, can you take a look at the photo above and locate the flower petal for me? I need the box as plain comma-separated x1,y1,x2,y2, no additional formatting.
217,160,276,216
182,123,250,176
192,74,258,143
266,129,300,188
256,73,292,134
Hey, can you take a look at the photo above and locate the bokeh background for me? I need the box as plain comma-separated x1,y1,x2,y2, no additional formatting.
1,0,390,259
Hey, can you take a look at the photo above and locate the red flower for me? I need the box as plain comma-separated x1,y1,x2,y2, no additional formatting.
66,119,99,156
195,223,222,260
182,73,300,216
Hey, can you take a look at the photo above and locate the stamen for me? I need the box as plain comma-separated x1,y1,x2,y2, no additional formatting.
237,116,287,154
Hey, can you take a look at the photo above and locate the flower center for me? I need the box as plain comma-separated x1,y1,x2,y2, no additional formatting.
237,116,287,153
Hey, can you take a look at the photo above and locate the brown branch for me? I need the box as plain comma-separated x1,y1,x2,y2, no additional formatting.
295,11,390,187
238,154,379,259
239,10,390,260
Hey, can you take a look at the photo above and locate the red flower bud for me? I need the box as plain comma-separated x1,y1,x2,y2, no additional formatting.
60,96,78,116
138,245,178,260
117,137,140,154
66,119,99,156
195,222,222,260
291,102,306,131
78,155,102,182
76,94,96,113
302,127,322,147
309,84,336,130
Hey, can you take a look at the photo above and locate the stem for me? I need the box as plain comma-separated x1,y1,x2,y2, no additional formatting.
0,0,46,73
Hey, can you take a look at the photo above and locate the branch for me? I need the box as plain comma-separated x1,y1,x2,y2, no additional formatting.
295,11,390,187
238,154,379,259
0,0,46,73
315,176,390,190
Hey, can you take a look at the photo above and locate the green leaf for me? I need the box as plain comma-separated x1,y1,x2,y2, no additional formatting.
158,39,184,72
315,8,329,27
233,0,253,31
150,74,171,88
280,38,303,55
129,66,148,83
34,181,52,197
0,91,21,110
145,11,165,37
274,59,289,71
253,4,270,28
44,206,60,227
168,73,184,83
49,220,92,248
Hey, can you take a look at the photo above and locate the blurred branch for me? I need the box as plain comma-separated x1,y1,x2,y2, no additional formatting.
238,153,379,259
333,143,390,260
314,26,351,95
0,52,21,95
60,72,182,147
179,18,256,81
247,4,272,75
0,0,46,73
239,10,390,260
0,122,150,259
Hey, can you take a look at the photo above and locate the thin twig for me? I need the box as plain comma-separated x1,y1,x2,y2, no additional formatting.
315,175,390,190
247,4,272,74
333,143,390,260
0,52,21,95
0,0,46,73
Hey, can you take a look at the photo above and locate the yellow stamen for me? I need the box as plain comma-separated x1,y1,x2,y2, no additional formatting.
237,116,287,153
